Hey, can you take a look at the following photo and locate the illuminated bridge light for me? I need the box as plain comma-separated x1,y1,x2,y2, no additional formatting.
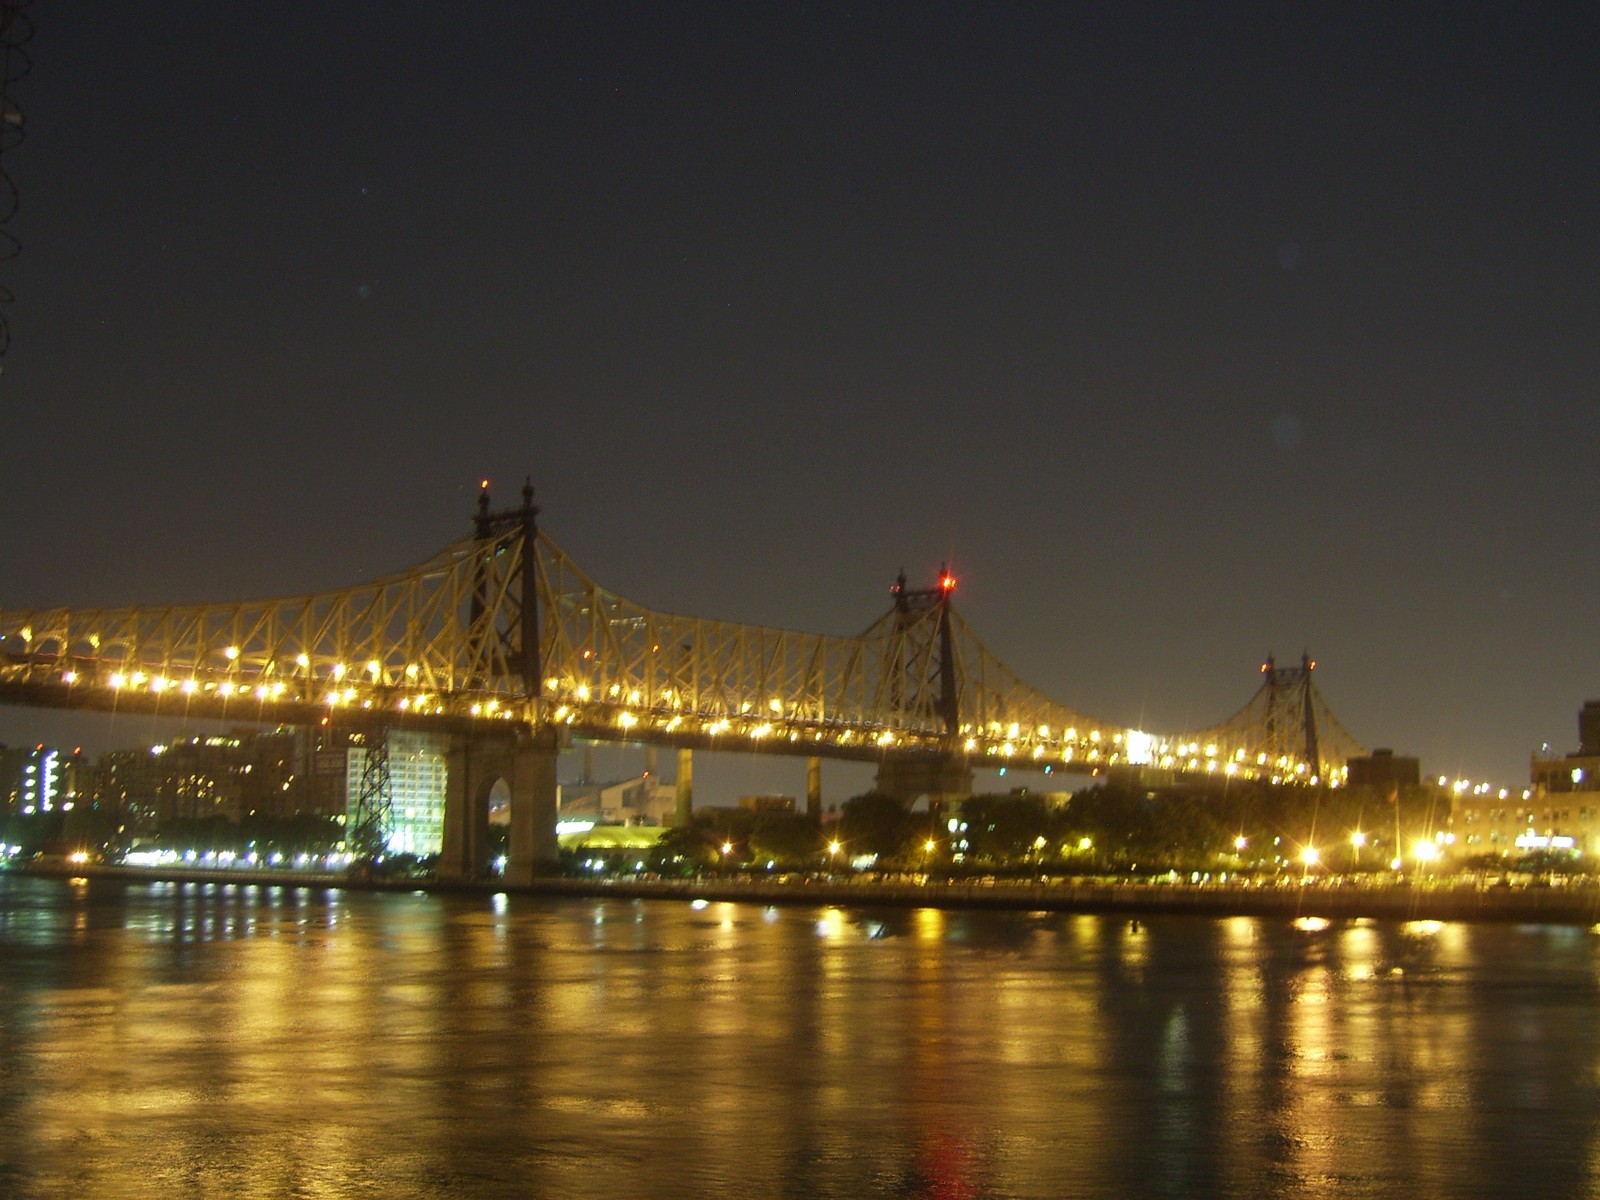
110,673,126,689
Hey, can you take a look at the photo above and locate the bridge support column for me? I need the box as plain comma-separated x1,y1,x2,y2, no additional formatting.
439,727,560,885
806,756,821,821
875,756,972,806
674,748,694,828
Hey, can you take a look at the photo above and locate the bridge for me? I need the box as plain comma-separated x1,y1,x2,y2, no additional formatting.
0,482,1364,882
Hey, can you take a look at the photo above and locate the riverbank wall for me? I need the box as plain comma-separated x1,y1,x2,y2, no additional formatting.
19,864,1600,925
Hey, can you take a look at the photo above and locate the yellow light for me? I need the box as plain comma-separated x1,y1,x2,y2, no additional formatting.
296,653,310,669
1233,835,1247,851
1351,831,1367,847
923,839,937,853
828,841,841,855
225,646,240,661
1413,840,1440,862
721,842,734,855
110,673,125,689
1301,846,1320,866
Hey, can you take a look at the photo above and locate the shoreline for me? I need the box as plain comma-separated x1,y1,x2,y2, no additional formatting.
15,863,1600,926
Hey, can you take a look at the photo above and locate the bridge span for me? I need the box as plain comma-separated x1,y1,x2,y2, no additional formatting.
0,482,1365,882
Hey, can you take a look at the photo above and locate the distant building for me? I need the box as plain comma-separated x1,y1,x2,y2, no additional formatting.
1346,749,1421,793
94,729,299,828
1451,701,1600,857
346,729,449,857
1531,699,1600,795
0,744,86,816
559,773,666,825
738,794,796,814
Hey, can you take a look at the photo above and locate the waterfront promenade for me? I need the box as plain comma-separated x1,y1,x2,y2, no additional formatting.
20,862,1600,925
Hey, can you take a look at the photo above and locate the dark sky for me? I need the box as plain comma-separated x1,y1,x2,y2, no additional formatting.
1,3,1596,796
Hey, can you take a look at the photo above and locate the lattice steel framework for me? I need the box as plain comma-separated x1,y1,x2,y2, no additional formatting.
1180,653,1367,785
0,488,1365,782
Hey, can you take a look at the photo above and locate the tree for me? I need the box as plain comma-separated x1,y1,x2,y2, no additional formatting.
956,794,1055,864
837,792,920,864
748,813,823,869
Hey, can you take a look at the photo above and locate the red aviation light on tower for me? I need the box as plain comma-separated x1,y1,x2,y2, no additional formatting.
939,571,956,593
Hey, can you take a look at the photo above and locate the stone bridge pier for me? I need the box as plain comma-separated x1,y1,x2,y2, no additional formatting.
875,754,973,806
438,726,561,885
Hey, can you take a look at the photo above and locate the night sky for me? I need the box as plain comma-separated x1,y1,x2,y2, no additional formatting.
1,4,1596,798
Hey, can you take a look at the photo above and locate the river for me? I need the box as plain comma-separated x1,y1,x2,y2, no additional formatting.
2,873,1598,1199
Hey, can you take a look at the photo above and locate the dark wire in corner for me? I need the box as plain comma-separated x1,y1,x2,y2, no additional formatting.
0,0,33,370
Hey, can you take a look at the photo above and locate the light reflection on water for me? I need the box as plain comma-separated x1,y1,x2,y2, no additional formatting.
3,877,1600,1199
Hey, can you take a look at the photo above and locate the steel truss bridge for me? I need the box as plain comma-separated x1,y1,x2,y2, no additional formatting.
0,483,1365,788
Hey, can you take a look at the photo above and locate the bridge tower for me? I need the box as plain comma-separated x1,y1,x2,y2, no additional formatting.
1261,652,1321,774
875,567,972,803
437,479,561,885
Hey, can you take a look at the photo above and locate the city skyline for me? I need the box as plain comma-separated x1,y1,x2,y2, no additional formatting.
0,6,1595,790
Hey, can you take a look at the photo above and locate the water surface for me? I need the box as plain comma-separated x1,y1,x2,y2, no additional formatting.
2,875,1598,1198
